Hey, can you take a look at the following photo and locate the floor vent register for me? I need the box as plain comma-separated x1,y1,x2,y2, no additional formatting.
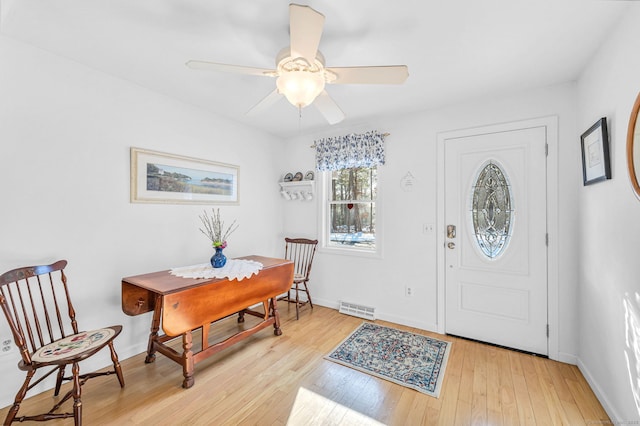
338,301,376,321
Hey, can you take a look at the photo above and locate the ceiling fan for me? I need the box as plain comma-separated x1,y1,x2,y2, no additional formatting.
186,3,409,125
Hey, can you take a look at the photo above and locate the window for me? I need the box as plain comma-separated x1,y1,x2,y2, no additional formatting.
314,130,385,255
323,166,378,252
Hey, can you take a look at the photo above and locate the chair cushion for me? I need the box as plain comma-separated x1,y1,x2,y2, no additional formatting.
293,273,306,281
31,328,116,362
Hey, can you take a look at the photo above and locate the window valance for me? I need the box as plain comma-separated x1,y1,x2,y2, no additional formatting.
314,130,386,171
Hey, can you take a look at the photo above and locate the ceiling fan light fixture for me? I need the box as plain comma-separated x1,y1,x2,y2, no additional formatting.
187,4,407,124
276,70,325,108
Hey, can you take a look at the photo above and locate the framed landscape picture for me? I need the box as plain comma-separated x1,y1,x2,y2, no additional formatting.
580,117,611,186
130,148,239,204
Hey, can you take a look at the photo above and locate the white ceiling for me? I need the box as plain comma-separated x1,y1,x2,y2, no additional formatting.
0,0,629,138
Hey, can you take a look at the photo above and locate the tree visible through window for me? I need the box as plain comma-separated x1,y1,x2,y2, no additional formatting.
328,166,377,249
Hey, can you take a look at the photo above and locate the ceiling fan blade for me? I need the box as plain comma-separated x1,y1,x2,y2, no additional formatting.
313,91,345,125
327,65,409,84
246,89,283,116
186,60,276,77
289,4,325,64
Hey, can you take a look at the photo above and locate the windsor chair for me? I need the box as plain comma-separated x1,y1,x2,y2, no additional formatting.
0,260,124,425
278,238,318,319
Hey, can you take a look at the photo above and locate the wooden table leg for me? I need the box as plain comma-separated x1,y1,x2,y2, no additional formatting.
145,296,163,363
271,297,282,336
181,331,195,389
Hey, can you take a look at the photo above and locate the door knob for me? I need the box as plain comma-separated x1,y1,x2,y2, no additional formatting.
447,242,455,249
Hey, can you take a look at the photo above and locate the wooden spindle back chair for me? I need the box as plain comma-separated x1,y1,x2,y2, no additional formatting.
279,238,318,319
0,260,124,425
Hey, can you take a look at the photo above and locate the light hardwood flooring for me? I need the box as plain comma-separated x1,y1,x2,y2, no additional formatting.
1,305,610,425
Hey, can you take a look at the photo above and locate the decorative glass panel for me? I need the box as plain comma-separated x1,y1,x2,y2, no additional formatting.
471,162,513,259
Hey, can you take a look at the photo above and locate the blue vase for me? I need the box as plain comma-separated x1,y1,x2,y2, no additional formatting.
211,247,227,268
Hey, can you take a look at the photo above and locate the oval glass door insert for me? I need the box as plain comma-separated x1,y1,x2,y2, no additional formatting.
471,161,513,259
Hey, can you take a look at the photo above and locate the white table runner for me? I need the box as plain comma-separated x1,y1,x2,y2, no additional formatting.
169,259,263,281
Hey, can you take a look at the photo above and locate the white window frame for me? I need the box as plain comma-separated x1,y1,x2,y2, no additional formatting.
317,167,384,258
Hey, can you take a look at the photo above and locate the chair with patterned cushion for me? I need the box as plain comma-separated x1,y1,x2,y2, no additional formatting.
0,260,124,425
278,238,318,320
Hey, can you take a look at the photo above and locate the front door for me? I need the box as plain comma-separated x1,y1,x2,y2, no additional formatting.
444,125,548,355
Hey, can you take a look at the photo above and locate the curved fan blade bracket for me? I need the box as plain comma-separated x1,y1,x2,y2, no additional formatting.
313,91,345,125
246,89,283,116
327,65,409,85
289,4,325,65
186,61,277,77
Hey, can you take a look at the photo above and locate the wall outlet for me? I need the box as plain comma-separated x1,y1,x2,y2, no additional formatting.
423,223,434,234
1,338,14,356
405,286,413,297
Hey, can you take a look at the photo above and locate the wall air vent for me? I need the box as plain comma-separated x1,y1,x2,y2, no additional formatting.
338,301,376,320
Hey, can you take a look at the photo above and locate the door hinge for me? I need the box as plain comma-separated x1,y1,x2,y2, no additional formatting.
545,233,549,246
546,324,550,337
545,143,549,156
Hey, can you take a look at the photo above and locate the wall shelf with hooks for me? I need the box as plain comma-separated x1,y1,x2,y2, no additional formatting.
279,180,315,201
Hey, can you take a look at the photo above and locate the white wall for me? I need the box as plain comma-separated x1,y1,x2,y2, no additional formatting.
576,4,640,421
283,82,580,358
0,35,286,407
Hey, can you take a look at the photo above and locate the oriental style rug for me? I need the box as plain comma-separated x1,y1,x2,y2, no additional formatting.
325,322,452,397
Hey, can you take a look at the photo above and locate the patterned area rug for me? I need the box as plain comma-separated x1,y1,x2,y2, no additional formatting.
325,322,452,397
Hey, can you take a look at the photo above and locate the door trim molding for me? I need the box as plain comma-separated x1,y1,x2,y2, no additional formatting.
436,116,560,361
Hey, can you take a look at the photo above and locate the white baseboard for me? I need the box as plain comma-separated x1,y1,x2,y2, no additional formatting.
577,357,621,422
312,297,340,310
555,351,578,365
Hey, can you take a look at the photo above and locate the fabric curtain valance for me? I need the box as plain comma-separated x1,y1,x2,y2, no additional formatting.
314,130,386,171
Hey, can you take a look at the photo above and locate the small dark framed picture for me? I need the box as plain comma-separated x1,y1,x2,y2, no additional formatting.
581,117,611,185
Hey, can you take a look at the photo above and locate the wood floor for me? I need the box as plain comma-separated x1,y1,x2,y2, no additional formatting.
1,305,609,425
